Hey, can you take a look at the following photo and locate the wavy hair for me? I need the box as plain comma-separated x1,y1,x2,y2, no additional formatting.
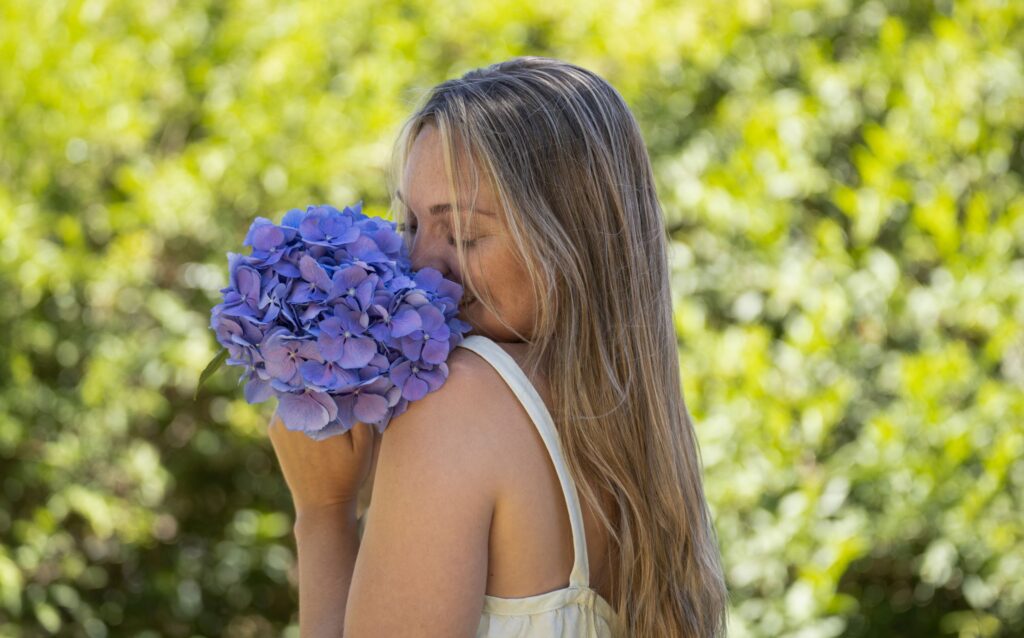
386,56,728,637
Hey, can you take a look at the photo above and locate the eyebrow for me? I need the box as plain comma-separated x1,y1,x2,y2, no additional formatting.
395,189,496,217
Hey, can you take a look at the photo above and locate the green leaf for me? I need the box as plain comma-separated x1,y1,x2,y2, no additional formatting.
195,348,228,401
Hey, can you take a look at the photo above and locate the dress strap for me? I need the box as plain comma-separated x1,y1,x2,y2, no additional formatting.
455,334,590,588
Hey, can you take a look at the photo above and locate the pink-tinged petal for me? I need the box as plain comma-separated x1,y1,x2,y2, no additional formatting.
354,392,389,424
236,267,262,306
251,224,285,251
309,390,339,423
264,352,297,381
295,340,325,363
299,254,332,290
404,291,430,306
278,392,330,431
385,385,402,407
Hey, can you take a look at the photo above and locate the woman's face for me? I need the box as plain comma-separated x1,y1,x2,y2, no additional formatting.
400,124,537,342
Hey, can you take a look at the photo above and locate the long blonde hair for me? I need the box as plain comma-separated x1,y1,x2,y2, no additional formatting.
387,56,728,637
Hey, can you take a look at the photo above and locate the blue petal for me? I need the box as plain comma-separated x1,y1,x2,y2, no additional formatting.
244,377,274,404
281,208,304,228
339,337,377,369
390,308,421,337
414,268,443,291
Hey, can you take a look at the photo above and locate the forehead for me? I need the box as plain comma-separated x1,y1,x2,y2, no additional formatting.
401,125,497,210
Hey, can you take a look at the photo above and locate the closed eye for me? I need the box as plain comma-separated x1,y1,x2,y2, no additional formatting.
397,221,477,249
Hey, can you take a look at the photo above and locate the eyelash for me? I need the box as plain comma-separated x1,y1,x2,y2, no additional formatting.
397,221,477,249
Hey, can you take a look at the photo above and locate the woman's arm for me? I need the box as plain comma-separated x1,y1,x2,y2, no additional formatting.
293,436,381,636
276,350,499,636
293,503,361,638
343,353,501,636
267,411,377,636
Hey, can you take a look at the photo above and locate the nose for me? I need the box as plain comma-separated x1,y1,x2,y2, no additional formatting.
408,232,451,278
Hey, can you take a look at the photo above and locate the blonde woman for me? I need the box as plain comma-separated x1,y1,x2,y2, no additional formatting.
268,56,728,637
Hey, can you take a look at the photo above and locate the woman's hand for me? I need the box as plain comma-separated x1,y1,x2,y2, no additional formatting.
268,408,381,515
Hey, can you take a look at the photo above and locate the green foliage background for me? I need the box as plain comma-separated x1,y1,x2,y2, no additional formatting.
1,0,1021,636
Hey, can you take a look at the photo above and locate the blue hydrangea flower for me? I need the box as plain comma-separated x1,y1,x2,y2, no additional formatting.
208,202,473,440
390,359,449,402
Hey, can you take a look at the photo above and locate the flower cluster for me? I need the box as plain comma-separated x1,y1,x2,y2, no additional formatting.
209,202,471,440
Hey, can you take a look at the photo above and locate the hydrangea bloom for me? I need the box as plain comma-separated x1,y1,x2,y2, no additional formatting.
207,202,472,440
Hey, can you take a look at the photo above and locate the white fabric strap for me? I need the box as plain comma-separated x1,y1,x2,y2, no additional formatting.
455,334,590,588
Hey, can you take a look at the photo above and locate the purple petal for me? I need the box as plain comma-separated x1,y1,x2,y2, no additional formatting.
309,390,339,423
299,360,332,388
295,340,325,363
244,377,274,404
420,365,448,392
299,211,325,241
251,224,285,251
389,360,412,386
391,308,422,337
419,305,445,331
401,337,424,361
304,419,353,441
352,277,374,308
421,339,449,365
318,333,345,362
334,264,366,289
340,337,377,369
319,316,343,337
299,255,332,291
333,394,358,430
401,376,429,401
264,350,297,381
236,267,262,306
354,393,389,424
278,392,330,431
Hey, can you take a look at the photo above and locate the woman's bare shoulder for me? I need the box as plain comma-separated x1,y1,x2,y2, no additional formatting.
379,346,517,479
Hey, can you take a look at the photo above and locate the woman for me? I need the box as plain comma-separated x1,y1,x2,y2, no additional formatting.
268,56,728,637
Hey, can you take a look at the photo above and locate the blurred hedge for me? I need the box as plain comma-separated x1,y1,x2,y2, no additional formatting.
0,0,1021,636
